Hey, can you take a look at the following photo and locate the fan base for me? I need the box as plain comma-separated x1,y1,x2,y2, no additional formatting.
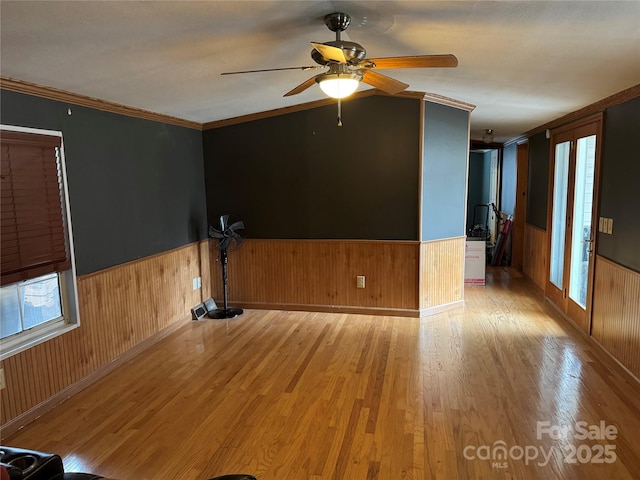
207,307,244,320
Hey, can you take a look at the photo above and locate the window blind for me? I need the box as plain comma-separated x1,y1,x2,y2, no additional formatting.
1,130,71,286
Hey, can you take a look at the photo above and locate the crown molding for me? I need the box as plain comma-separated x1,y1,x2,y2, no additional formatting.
422,92,476,112
203,96,345,130
0,76,202,130
524,83,640,138
503,134,529,147
203,89,430,130
202,88,476,130
1,75,478,132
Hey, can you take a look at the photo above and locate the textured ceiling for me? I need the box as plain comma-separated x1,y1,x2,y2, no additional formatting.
1,1,639,142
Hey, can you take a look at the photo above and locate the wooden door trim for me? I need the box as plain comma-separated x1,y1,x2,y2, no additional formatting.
512,143,529,270
550,112,603,136
545,113,603,334
545,129,574,310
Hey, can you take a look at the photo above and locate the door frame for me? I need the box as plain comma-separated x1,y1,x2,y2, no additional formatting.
511,142,529,271
545,112,603,334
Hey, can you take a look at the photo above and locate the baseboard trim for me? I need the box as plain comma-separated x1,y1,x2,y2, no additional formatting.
519,273,639,392
521,271,545,296
588,336,640,394
235,302,420,318
1,315,191,437
419,300,465,318
543,297,640,392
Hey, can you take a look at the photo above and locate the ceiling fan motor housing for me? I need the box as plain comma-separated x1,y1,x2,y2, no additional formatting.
313,13,366,66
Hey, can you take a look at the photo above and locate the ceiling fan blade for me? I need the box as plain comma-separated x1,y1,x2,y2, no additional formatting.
361,70,409,95
364,54,458,70
284,74,324,97
311,42,347,63
221,66,321,75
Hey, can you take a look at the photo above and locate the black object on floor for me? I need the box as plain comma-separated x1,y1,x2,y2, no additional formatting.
0,446,64,479
0,446,108,480
208,214,246,320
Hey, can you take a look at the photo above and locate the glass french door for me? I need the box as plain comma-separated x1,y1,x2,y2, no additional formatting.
547,115,602,333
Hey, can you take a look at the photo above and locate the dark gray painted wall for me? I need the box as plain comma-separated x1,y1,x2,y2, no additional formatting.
422,102,469,241
467,151,491,232
501,142,517,216
523,96,639,271
526,131,550,229
1,90,207,275
203,95,421,240
597,96,640,272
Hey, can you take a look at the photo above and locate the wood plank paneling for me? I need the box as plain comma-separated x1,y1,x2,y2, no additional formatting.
0,241,209,428
523,223,548,290
419,237,465,311
591,255,640,380
210,239,420,313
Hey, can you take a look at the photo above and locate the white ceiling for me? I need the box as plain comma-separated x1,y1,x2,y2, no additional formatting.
1,1,639,142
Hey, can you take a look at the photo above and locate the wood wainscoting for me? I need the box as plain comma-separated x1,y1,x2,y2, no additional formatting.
591,255,640,380
210,238,466,317
419,236,465,314
522,223,548,291
210,239,420,316
0,241,210,432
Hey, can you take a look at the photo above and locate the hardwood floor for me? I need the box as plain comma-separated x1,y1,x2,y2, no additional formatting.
3,267,640,479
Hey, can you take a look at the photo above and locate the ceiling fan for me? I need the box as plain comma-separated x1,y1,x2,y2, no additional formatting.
221,12,458,101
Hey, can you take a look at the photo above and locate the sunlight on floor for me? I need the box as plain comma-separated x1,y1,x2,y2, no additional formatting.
63,453,92,474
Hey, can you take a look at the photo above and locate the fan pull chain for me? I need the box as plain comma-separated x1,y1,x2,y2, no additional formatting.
337,98,343,127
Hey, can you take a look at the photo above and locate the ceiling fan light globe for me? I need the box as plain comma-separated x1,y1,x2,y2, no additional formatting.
317,74,360,99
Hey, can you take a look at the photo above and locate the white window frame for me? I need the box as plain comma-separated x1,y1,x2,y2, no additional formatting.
0,124,81,360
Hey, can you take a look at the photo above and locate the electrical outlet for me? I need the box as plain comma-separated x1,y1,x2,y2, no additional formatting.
357,275,366,289
0,368,5,390
192,277,202,290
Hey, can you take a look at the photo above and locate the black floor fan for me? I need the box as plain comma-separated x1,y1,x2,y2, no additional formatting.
208,215,245,319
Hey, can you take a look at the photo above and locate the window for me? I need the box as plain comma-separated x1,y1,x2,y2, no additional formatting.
0,125,79,359
1,273,63,338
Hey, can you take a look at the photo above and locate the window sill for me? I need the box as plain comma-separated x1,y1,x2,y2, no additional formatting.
0,322,80,361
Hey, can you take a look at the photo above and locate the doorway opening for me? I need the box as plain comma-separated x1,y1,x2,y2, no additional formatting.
467,147,501,261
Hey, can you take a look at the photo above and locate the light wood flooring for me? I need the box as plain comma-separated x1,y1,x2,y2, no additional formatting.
3,267,640,479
